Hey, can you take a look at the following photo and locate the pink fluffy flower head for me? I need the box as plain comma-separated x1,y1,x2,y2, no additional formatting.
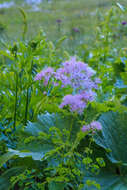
34,57,101,114
55,57,100,103
59,94,87,114
55,57,96,89
34,67,54,86
82,121,102,132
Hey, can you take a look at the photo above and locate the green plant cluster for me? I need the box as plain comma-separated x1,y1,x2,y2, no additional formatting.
0,4,127,190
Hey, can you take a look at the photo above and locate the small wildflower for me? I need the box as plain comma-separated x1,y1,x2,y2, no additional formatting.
90,121,102,130
56,19,62,24
122,21,127,25
43,91,47,95
82,121,102,132
72,27,80,33
81,125,91,132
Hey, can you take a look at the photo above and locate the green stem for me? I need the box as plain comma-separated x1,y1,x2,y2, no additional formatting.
14,73,18,130
68,116,74,141
24,87,29,125
24,61,33,124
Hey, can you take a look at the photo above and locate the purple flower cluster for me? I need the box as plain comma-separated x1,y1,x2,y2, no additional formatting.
55,57,100,91
82,121,102,132
34,57,100,114
56,57,100,113
34,67,54,86
59,94,87,114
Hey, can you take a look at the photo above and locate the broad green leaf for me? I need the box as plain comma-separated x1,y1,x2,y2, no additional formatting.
9,112,80,161
24,112,78,135
83,171,127,190
9,144,52,161
95,112,127,165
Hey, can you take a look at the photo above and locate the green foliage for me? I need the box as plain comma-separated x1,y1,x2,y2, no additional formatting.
83,111,127,190
0,152,15,168
0,30,67,126
0,113,104,189
1,4,127,190
95,111,127,165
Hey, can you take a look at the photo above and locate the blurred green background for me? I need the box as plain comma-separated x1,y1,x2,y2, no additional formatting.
0,0,127,47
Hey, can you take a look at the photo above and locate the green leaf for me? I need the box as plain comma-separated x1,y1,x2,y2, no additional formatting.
0,50,14,60
8,112,80,161
82,111,127,190
0,152,15,168
48,182,65,190
95,111,127,165
0,167,24,190
83,171,127,190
